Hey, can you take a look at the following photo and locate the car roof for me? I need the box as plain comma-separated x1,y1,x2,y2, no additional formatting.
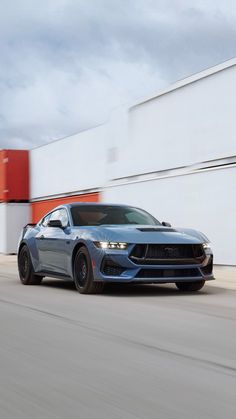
66,202,130,209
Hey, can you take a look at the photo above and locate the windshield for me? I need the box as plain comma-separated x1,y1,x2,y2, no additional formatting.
71,205,160,226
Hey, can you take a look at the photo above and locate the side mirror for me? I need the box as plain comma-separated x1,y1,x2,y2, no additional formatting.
162,221,172,227
48,219,63,228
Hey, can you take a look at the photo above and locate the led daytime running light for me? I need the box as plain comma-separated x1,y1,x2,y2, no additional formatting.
95,241,128,250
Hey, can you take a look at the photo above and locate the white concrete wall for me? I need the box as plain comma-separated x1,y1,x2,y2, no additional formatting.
30,124,108,199
103,166,236,265
108,65,236,180
0,204,6,254
0,203,31,254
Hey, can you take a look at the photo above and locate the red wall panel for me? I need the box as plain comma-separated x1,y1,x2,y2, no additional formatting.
0,150,29,202
31,192,100,223
0,150,6,201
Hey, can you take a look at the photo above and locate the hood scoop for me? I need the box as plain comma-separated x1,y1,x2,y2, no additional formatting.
137,227,177,233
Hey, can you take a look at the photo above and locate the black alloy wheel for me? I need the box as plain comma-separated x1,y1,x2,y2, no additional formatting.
76,253,88,287
18,245,42,285
74,246,104,294
175,280,205,292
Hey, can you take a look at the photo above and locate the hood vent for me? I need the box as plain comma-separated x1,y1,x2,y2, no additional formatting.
137,228,176,233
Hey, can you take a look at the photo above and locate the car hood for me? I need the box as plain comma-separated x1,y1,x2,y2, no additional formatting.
74,225,206,244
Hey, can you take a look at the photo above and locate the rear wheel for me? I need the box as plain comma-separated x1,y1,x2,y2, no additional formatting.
175,280,205,292
18,245,43,285
74,246,104,294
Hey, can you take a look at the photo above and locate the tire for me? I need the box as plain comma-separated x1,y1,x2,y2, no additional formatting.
74,246,104,294
18,245,43,285
175,280,205,292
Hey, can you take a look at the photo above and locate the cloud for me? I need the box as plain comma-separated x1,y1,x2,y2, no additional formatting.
0,0,236,148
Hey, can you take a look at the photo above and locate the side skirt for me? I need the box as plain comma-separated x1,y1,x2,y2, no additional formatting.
39,271,74,281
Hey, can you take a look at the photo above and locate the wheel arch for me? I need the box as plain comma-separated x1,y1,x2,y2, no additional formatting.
18,241,28,258
18,240,38,271
71,241,89,277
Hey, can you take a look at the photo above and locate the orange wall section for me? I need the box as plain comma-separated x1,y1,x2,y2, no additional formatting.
0,150,29,202
31,192,100,223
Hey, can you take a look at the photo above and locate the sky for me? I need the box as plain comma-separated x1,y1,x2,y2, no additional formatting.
1,0,236,149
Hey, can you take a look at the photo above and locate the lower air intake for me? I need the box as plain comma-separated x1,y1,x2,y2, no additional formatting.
136,268,201,279
101,258,125,276
201,256,213,275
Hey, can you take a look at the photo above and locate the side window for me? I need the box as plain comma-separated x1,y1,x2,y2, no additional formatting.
59,209,69,228
50,210,61,221
41,213,51,227
50,209,69,228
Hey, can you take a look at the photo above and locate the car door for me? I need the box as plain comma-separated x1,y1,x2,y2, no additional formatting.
35,208,70,274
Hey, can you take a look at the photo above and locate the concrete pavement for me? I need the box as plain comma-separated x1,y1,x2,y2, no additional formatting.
0,256,235,419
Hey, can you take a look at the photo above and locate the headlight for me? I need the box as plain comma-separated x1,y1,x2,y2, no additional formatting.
203,242,212,252
94,241,128,250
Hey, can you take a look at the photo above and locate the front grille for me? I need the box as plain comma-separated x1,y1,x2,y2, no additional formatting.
130,244,204,265
136,268,201,279
101,258,125,276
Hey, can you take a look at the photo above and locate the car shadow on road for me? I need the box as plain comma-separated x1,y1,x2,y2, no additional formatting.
42,279,76,292
102,283,226,297
41,278,226,297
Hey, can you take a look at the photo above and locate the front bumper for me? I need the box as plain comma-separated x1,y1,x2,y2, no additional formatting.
91,245,214,283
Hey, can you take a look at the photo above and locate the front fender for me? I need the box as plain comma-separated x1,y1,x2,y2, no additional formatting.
69,239,104,279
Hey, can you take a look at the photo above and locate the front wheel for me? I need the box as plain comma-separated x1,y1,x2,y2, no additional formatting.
74,246,104,294
175,280,205,292
18,245,43,285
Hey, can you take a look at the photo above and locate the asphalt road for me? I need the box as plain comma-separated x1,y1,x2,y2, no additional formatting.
0,260,235,419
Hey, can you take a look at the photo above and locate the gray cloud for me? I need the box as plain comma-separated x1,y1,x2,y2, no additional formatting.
0,0,236,148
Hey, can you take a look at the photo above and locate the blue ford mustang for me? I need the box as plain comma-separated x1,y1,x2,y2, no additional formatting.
18,203,214,294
